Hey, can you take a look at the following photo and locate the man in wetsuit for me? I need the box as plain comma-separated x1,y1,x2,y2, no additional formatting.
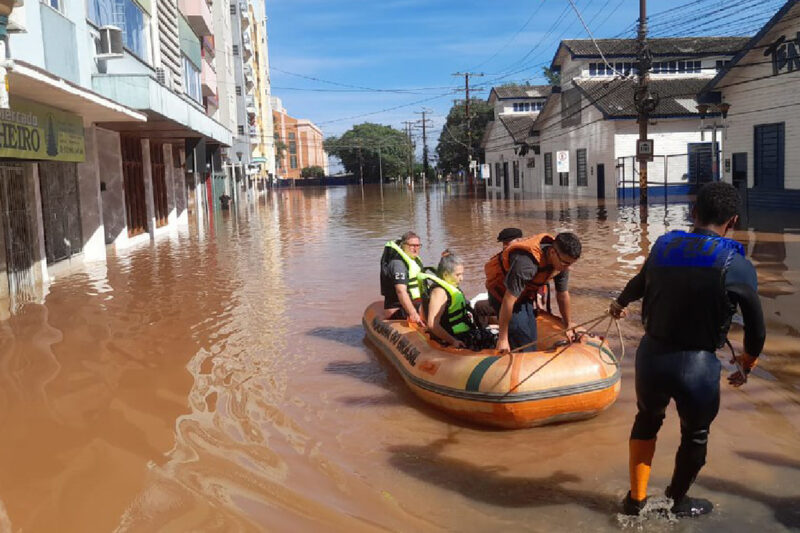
380,231,425,325
610,182,766,518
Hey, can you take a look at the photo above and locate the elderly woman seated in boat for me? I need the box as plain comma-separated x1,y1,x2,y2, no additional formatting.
422,250,497,351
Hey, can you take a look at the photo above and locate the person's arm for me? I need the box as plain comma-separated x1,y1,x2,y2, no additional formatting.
556,290,571,329
610,257,650,318
725,256,766,387
496,290,519,352
427,288,465,348
395,284,423,326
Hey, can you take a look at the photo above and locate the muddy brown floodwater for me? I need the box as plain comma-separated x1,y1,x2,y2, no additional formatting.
0,184,798,532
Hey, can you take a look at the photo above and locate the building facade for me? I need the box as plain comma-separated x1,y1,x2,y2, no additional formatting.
486,37,749,199
700,0,800,209
271,97,329,179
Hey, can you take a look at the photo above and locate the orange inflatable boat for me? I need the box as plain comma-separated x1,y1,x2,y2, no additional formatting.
363,302,621,429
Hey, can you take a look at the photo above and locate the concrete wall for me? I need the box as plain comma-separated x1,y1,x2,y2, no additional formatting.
96,128,128,246
718,4,800,190
76,126,107,262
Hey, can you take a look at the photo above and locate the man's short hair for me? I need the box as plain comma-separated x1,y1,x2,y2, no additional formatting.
695,182,740,226
400,231,419,244
555,232,582,259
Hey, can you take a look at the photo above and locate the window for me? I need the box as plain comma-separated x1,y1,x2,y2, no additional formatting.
495,162,501,186
716,60,730,72
237,125,245,135
589,63,597,76
289,141,297,154
559,171,569,186
43,0,63,12
524,103,531,112
669,61,677,73
544,153,553,185
235,85,242,96
183,55,202,103
230,3,236,14
290,156,298,169
89,0,150,61
513,160,520,188
577,148,588,186
678,61,686,73
233,44,239,55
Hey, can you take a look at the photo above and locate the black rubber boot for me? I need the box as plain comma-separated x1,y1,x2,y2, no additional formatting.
666,486,714,518
622,491,647,516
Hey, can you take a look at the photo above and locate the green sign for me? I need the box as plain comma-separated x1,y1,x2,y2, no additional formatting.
0,97,85,162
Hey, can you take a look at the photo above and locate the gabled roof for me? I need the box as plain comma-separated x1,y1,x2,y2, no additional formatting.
498,114,538,143
573,77,709,118
550,37,750,69
489,85,551,101
702,0,799,95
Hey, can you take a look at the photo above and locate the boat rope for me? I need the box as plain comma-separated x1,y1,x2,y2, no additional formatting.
500,310,626,398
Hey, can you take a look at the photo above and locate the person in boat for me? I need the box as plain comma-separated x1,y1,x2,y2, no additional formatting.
380,231,425,325
610,182,766,518
422,250,497,351
475,228,523,326
485,232,582,352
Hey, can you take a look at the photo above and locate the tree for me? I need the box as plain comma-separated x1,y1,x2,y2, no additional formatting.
324,123,413,180
274,135,287,171
542,66,560,86
434,98,493,175
301,165,325,178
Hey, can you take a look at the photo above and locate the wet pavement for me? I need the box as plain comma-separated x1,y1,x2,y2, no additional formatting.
0,184,797,532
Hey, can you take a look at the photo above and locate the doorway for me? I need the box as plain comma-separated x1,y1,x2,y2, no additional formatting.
0,164,38,310
754,123,784,189
596,164,605,199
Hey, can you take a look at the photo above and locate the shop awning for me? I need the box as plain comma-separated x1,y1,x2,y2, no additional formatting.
8,61,146,125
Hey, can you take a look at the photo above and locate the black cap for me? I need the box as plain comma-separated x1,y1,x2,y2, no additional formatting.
497,227,523,242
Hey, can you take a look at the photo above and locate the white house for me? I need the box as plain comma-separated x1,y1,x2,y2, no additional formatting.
520,37,750,199
699,0,800,209
483,85,549,196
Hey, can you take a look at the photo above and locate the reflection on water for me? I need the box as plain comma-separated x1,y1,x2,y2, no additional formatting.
0,184,797,532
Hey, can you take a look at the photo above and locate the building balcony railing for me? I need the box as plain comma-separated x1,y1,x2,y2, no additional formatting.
246,95,256,115
243,65,254,89
240,1,249,27
179,0,213,36
249,125,259,142
242,33,253,61
201,58,217,97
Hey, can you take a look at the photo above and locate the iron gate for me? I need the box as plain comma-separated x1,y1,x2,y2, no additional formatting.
0,164,38,310
121,136,148,237
150,143,169,227
38,162,82,264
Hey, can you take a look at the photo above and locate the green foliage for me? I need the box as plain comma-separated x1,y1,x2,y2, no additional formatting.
301,165,326,178
274,136,288,169
324,123,413,180
542,66,560,86
434,98,493,175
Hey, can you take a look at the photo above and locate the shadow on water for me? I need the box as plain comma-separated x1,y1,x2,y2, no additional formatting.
387,431,619,518
738,450,800,471
307,325,366,348
698,476,800,529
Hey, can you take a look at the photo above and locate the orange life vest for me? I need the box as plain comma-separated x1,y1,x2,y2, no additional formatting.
484,233,559,303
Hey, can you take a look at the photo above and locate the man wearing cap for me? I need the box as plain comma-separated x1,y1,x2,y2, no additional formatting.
498,227,523,249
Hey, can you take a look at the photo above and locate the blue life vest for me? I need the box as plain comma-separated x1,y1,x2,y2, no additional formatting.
643,230,744,351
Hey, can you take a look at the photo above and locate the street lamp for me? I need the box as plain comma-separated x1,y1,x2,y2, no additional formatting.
696,101,731,181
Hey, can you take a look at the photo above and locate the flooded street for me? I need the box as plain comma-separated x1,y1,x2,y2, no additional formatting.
0,184,798,532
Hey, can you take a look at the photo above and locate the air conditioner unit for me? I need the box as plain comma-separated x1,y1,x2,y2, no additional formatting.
155,67,174,90
97,25,124,59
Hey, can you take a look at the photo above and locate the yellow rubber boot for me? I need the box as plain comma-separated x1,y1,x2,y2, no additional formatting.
629,438,657,501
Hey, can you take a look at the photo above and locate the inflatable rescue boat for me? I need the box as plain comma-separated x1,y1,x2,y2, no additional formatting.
363,301,620,429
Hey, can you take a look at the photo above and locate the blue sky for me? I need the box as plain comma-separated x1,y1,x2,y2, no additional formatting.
265,0,779,157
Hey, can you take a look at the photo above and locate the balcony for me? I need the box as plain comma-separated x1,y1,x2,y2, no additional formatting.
246,95,256,116
201,58,217,97
249,125,259,142
243,65,254,89
179,0,213,36
242,32,253,62
240,0,249,27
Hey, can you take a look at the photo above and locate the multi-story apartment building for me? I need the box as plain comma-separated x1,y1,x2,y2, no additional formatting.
229,0,274,187
271,97,328,179
0,0,264,314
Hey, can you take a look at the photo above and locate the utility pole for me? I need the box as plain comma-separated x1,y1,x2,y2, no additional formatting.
402,121,415,184
357,138,364,184
453,72,484,184
634,0,658,207
415,108,433,186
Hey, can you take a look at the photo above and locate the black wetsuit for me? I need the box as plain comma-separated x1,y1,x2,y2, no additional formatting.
617,228,765,502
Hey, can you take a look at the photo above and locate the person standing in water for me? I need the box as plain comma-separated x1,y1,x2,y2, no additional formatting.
611,182,766,518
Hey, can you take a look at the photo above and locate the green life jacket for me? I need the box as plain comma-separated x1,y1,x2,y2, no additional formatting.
384,240,423,300
420,272,471,335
